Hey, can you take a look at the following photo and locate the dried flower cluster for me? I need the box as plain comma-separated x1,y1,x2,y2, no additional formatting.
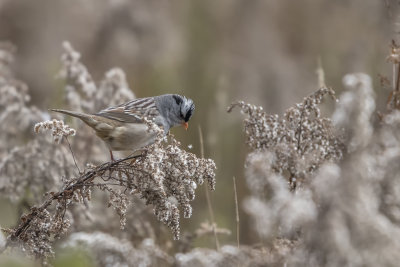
0,137,76,204
58,41,135,113
58,41,97,112
34,120,76,143
0,42,76,204
125,126,216,239
0,42,45,153
228,87,344,190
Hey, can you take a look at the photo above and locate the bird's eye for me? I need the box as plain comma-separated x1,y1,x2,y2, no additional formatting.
183,103,194,122
173,95,183,105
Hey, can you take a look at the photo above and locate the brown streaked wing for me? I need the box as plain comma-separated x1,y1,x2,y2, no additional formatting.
96,97,159,123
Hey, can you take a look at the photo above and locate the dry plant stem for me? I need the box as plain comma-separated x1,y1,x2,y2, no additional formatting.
65,137,81,174
316,57,326,88
394,63,396,89
396,62,400,91
386,43,400,110
233,176,240,248
6,154,141,247
198,125,219,251
198,125,205,159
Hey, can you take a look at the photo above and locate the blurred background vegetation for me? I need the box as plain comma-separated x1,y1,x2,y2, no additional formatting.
0,0,399,265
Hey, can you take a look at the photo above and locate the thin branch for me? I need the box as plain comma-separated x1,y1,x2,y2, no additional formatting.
396,62,400,92
393,60,397,91
233,176,240,248
65,136,81,174
198,125,220,251
199,125,205,160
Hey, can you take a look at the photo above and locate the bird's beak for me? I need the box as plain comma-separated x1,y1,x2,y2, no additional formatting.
182,122,189,130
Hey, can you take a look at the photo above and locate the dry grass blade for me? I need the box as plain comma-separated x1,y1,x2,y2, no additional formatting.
198,125,220,251
233,176,240,248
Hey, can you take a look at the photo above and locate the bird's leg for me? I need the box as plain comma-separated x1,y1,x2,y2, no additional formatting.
107,150,115,181
109,149,115,162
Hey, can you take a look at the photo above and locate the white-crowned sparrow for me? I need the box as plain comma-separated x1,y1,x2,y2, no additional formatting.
51,94,195,160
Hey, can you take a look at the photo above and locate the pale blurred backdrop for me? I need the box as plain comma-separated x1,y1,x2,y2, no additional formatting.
0,0,398,253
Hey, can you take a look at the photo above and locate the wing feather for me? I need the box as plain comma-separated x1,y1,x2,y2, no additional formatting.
95,97,159,123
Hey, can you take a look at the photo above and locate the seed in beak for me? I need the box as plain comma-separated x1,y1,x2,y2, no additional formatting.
182,122,189,130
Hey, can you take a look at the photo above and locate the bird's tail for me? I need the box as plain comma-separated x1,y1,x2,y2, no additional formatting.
49,108,100,127
50,109,111,130
49,109,89,120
